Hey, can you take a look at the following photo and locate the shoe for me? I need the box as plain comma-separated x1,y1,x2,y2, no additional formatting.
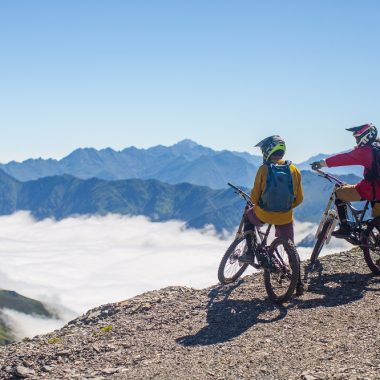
295,282,305,296
331,224,351,238
238,252,255,264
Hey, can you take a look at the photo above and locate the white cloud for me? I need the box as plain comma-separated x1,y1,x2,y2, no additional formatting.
0,212,351,339
0,213,229,317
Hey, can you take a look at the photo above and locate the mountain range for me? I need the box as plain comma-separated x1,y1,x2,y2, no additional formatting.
0,141,365,345
0,169,361,231
0,140,364,188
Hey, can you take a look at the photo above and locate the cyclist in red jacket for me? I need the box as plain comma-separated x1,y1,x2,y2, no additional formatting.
311,123,380,238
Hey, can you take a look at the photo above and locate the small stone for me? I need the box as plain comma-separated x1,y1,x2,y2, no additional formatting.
15,366,36,378
141,303,152,311
102,367,119,375
56,350,71,356
92,344,101,353
301,372,318,380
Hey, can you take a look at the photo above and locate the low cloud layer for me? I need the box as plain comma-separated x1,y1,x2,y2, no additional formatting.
0,212,351,339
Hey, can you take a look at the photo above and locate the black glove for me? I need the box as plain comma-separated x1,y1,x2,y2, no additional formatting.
311,161,322,170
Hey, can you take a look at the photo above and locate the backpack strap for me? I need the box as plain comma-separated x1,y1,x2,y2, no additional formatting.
371,143,379,178
372,183,376,201
369,143,380,200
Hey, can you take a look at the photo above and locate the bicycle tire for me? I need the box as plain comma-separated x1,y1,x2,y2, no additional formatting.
263,237,300,303
310,218,334,264
218,233,250,284
361,223,380,275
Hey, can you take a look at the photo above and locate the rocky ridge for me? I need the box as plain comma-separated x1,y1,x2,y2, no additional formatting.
1,248,380,379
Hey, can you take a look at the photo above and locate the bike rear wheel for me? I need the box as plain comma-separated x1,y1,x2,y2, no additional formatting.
310,218,334,264
361,223,380,275
263,237,300,303
218,233,250,284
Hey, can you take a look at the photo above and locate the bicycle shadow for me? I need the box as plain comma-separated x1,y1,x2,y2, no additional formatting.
176,279,288,347
176,267,380,347
297,262,380,309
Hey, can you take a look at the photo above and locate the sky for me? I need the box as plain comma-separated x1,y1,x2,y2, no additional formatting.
0,212,351,339
1,0,380,162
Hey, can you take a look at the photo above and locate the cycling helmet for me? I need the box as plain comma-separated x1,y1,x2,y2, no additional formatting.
346,123,377,147
255,135,286,161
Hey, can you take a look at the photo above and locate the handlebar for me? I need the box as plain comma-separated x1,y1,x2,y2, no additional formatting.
312,168,345,186
227,182,253,206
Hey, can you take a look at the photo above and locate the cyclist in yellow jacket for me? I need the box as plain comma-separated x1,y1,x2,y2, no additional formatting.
239,135,304,293
249,136,304,234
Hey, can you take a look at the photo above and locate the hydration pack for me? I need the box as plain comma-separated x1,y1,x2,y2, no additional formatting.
259,161,295,212
365,142,380,182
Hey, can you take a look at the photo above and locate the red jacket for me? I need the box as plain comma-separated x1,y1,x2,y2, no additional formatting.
325,145,380,200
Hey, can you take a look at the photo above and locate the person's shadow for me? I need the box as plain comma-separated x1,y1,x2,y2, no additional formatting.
176,267,380,347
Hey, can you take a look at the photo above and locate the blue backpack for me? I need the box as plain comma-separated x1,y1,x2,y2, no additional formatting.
259,161,295,212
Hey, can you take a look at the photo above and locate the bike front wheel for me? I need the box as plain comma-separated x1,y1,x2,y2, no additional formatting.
263,237,300,303
361,222,380,275
310,217,334,264
218,233,250,284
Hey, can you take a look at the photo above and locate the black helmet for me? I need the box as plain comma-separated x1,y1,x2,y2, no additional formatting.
255,135,286,161
346,123,377,147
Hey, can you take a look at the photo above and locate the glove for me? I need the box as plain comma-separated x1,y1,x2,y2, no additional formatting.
311,161,323,170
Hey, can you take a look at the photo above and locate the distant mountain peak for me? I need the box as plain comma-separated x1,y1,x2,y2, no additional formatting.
174,139,200,148
0,141,259,185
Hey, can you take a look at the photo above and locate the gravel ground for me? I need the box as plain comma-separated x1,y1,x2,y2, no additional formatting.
1,247,380,379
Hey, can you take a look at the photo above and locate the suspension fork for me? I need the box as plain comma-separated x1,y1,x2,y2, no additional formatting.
235,213,245,238
315,185,338,238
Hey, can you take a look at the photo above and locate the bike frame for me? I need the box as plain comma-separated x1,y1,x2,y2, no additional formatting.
219,182,301,301
314,169,371,244
228,182,272,253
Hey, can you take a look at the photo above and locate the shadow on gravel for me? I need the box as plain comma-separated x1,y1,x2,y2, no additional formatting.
176,280,288,346
176,269,380,347
295,267,380,309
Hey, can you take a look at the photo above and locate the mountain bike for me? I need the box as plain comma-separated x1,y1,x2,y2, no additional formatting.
217,183,300,303
307,168,380,275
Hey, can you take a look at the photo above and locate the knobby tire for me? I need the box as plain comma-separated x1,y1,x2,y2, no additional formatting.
218,233,249,284
362,223,380,275
310,218,333,264
263,237,300,303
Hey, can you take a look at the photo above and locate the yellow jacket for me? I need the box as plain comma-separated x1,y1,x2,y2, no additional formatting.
250,160,303,225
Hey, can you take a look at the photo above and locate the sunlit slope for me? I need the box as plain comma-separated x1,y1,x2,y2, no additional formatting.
0,290,54,345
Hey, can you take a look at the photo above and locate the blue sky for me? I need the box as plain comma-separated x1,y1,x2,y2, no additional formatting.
1,0,380,163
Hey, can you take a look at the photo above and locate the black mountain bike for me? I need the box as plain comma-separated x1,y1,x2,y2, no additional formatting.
217,183,300,303
308,168,380,275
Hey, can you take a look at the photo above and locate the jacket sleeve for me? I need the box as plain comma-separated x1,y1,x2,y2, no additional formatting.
325,147,372,168
251,165,266,205
292,166,303,208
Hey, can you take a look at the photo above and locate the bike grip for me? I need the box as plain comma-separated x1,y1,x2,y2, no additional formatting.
227,182,238,191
